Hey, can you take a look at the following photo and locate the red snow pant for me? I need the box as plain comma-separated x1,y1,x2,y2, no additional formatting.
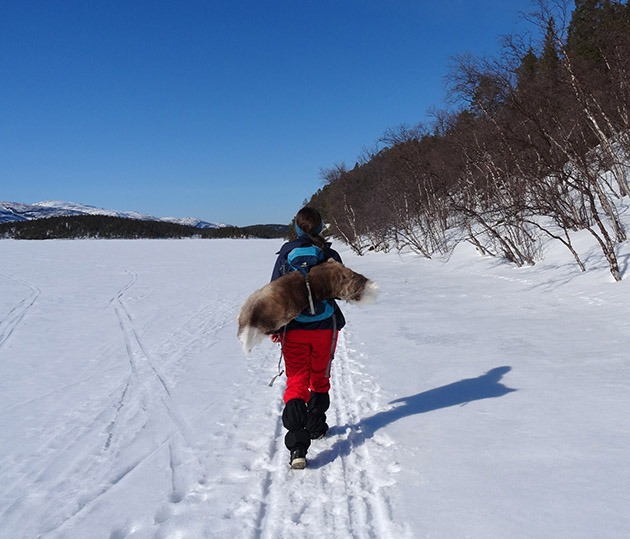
282,329,338,404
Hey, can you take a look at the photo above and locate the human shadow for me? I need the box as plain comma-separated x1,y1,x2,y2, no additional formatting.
309,366,516,469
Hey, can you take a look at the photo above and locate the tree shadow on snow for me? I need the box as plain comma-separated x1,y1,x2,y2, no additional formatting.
309,366,516,469
618,252,630,279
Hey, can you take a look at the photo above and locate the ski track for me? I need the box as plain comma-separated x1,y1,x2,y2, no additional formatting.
45,270,245,539
0,271,40,353
249,331,409,539
0,270,215,538
1,260,410,538
151,295,233,387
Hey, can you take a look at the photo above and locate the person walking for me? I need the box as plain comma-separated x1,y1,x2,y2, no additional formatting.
269,207,346,469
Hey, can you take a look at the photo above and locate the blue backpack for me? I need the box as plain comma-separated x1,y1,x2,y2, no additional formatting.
286,245,335,323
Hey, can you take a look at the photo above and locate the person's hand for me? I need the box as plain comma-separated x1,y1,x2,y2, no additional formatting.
270,333,282,343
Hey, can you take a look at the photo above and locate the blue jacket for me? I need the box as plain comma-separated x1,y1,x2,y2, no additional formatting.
271,235,346,332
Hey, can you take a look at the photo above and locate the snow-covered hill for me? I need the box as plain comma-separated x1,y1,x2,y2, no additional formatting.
0,200,227,229
0,235,629,538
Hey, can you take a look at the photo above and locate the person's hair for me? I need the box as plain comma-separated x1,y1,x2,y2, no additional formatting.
295,207,322,235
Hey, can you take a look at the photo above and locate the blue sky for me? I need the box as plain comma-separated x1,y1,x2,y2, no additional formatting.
1,1,534,226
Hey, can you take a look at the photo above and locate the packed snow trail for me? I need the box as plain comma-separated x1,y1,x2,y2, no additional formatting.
0,238,629,538
249,331,409,539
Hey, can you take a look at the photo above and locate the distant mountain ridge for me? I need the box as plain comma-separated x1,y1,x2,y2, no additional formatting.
0,200,227,229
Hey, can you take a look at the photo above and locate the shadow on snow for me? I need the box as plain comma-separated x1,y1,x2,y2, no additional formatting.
309,366,516,469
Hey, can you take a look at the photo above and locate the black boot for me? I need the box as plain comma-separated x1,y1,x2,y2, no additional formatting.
289,447,307,469
282,399,311,468
307,391,330,440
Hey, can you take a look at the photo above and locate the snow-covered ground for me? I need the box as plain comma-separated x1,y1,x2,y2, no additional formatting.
0,236,629,538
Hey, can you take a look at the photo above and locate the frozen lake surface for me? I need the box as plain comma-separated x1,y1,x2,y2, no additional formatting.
1,237,629,538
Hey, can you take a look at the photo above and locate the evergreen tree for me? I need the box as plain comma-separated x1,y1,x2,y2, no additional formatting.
469,75,504,118
516,47,539,90
0,216,289,240
540,17,561,75
566,0,617,62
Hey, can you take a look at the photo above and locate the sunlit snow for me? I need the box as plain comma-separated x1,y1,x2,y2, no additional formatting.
1,235,629,538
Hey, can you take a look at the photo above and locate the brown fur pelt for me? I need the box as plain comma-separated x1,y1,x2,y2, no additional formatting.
237,259,378,355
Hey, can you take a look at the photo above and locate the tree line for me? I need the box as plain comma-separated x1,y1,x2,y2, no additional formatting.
308,0,630,280
0,215,288,240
